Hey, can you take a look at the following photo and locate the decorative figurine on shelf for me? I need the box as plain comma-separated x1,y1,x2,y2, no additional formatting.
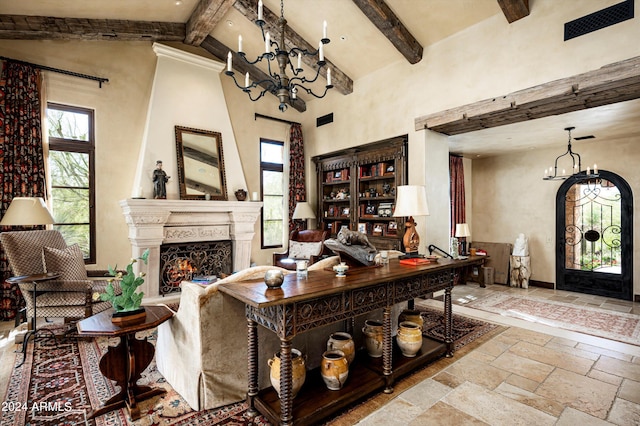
382,183,391,195
235,189,247,201
153,160,170,199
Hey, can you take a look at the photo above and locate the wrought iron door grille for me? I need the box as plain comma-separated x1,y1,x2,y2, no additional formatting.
159,241,232,296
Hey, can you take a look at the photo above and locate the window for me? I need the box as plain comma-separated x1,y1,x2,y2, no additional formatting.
46,103,96,263
260,139,284,249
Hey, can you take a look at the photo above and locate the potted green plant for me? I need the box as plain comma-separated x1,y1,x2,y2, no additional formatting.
100,249,149,324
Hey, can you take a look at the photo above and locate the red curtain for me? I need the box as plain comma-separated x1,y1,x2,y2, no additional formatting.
0,60,46,321
449,155,465,237
288,123,306,232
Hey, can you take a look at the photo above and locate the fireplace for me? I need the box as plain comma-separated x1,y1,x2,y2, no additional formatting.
159,241,232,295
120,198,262,299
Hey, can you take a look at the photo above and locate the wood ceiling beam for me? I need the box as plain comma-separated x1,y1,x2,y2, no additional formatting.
233,0,353,96
496,0,530,23
185,0,234,45
415,56,640,135
0,14,184,41
351,0,423,64
200,35,307,113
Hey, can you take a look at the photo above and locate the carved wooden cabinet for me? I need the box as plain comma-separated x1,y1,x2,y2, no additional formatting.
312,136,407,251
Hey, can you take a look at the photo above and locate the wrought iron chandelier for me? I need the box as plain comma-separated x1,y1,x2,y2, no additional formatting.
225,0,333,112
543,127,599,181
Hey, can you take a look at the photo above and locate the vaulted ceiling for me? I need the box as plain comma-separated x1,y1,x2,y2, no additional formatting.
1,0,638,158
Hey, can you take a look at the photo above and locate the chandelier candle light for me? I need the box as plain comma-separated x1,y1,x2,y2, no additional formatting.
226,0,333,112
543,127,599,181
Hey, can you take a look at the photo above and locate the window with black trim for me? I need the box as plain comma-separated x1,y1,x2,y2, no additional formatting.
46,103,96,263
260,139,284,249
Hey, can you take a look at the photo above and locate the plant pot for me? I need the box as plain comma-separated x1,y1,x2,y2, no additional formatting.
397,321,423,357
327,332,355,365
268,348,306,399
362,319,384,358
321,350,349,390
111,307,146,325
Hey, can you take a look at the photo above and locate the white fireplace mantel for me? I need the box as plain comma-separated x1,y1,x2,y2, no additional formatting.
120,198,262,298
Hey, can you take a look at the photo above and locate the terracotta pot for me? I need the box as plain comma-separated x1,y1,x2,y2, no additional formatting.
321,350,349,390
398,309,424,331
267,348,306,399
362,319,384,358
111,307,146,325
397,321,423,357
327,332,355,365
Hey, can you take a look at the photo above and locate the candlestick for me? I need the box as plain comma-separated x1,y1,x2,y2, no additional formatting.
258,0,263,20
265,32,270,53
326,68,331,86
594,163,598,174
245,72,249,88
297,52,302,69
323,20,327,39
252,192,259,201
238,35,243,53
227,51,232,72
587,166,591,175
319,41,324,62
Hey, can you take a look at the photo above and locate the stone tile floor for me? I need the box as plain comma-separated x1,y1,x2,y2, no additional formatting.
353,284,640,425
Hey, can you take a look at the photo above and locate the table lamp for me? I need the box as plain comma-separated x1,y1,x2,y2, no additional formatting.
0,197,54,226
292,201,316,230
455,223,471,255
393,185,430,258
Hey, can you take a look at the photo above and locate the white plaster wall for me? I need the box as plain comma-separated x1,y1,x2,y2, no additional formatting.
135,43,247,200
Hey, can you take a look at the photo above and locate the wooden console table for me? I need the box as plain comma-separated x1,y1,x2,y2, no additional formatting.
218,256,484,425
76,305,173,420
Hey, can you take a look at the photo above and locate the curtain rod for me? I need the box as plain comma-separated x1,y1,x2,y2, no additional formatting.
254,113,300,126
0,56,109,88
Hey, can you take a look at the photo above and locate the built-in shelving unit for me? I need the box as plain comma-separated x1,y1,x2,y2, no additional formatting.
312,136,407,251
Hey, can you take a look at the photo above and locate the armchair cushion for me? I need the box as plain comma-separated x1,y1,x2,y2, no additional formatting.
288,240,323,260
42,244,88,280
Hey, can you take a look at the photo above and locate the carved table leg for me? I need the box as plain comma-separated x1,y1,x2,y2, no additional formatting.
246,318,259,417
279,339,294,426
382,306,394,393
90,333,163,420
444,286,454,357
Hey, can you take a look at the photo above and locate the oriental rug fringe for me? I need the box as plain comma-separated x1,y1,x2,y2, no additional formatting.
1,307,499,426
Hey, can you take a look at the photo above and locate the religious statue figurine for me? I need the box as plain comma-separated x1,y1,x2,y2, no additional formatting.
153,160,170,199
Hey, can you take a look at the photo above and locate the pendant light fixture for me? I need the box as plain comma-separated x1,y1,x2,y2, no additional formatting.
225,0,333,112
543,127,599,181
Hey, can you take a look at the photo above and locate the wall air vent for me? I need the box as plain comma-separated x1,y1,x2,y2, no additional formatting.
316,113,333,127
565,0,634,41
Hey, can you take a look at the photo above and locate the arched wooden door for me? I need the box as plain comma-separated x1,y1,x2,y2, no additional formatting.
556,170,633,300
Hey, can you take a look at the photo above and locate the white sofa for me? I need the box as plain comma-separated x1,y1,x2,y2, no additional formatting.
156,258,343,411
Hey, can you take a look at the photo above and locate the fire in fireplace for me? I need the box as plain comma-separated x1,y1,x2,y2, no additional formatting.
159,241,232,296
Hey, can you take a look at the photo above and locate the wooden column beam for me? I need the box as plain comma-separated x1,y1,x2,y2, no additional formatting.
496,0,530,23
185,0,235,45
415,56,640,134
0,14,185,41
200,36,307,113
351,0,423,64
233,0,353,95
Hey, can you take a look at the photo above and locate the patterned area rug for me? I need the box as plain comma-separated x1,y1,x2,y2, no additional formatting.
467,293,640,346
1,308,498,425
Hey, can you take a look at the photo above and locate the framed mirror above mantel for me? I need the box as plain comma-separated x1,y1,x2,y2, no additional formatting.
175,126,227,200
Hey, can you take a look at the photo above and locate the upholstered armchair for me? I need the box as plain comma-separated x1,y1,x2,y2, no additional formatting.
273,229,330,270
0,230,116,329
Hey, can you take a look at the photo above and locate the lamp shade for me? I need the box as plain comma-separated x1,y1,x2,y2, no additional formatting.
292,201,316,220
0,197,55,226
455,223,471,238
393,185,430,217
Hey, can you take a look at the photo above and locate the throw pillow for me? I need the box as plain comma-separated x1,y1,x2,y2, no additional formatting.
288,241,323,260
42,244,88,280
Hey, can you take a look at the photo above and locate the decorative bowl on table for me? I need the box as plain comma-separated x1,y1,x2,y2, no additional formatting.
264,269,285,288
333,263,349,277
